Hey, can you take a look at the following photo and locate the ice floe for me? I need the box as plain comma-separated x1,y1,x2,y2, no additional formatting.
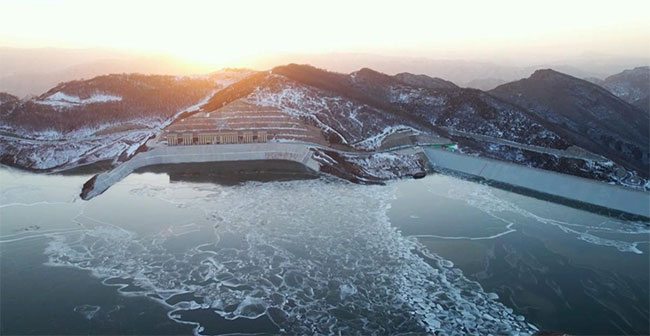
42,178,536,335
73,304,101,320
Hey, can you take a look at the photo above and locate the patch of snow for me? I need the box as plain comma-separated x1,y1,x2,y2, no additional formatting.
354,125,421,150
15,118,160,141
30,129,63,141
1,129,151,170
124,141,142,157
389,86,445,105
347,152,423,179
312,151,337,165
36,92,122,107
348,106,363,127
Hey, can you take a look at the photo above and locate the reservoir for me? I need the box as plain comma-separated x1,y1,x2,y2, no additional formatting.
0,167,648,335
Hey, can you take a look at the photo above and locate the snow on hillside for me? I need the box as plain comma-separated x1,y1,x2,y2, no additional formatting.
1,85,222,171
351,152,424,180
354,125,421,150
388,86,446,106
0,130,151,170
313,148,427,184
243,76,427,148
36,92,122,107
2,115,165,141
245,81,356,144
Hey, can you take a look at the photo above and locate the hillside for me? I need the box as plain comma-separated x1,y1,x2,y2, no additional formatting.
269,65,568,149
633,95,649,112
491,69,649,177
0,92,20,111
199,65,634,185
201,66,437,149
1,64,646,188
200,64,569,151
1,74,217,136
0,70,254,170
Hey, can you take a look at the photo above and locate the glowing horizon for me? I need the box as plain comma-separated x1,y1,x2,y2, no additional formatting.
1,0,649,69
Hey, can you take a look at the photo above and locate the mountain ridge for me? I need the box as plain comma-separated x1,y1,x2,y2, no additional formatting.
1,64,647,188
491,68,649,176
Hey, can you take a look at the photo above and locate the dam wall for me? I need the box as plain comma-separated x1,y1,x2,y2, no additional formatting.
424,148,650,219
82,143,320,199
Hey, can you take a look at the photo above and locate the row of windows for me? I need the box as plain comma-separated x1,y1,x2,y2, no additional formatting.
167,132,268,145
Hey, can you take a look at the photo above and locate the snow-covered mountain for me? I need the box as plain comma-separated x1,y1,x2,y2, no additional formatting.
199,64,637,185
200,64,567,150
1,64,646,188
0,70,255,170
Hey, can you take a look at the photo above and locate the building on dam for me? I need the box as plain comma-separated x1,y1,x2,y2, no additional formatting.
166,131,269,145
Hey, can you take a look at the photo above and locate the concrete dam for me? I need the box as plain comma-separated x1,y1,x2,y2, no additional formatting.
80,142,320,200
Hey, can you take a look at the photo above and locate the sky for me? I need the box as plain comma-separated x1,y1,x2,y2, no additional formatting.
1,0,649,68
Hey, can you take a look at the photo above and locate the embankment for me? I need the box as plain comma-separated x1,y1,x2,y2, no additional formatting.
424,148,650,219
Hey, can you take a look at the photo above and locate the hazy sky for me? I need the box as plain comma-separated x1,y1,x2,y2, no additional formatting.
1,0,648,68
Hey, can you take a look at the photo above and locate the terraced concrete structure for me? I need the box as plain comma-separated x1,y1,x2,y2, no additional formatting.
165,100,328,145
81,142,320,200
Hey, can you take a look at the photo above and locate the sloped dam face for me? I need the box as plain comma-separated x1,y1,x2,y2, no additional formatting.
2,167,649,335
134,160,319,185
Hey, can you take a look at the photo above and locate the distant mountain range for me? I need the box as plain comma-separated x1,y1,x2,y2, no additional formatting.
2,47,647,96
0,47,208,97
465,78,507,91
585,66,649,113
0,64,647,188
252,52,648,88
